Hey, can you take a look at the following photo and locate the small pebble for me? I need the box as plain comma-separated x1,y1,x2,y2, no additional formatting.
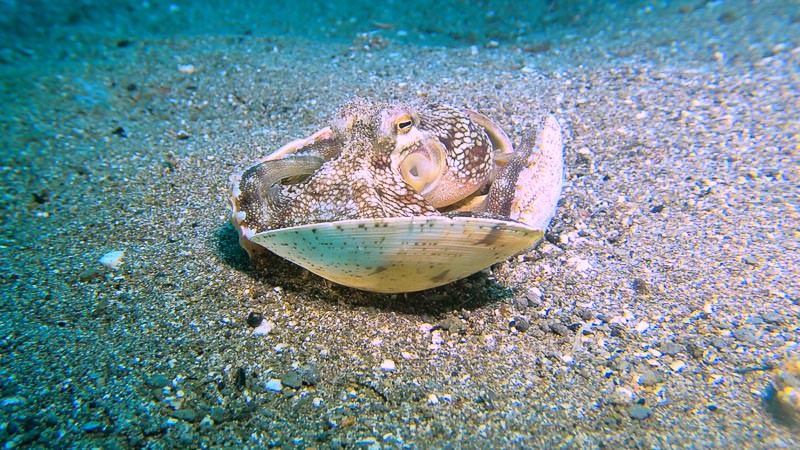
632,278,650,294
145,374,170,388
199,415,214,430
511,317,530,332
549,322,569,336
762,311,783,324
265,379,282,392
609,387,635,405
732,328,758,344
246,312,263,328
178,64,196,74
427,394,439,405
78,267,103,282
629,405,651,420
281,371,303,389
670,361,687,373
769,358,800,425
297,364,321,385
355,437,380,449
253,320,274,336
742,255,758,266
512,296,529,309
638,370,663,387
82,421,105,433
380,359,396,372
99,250,125,270
209,407,225,423
436,317,465,333
171,409,197,422
660,341,685,356
575,308,594,321
525,287,543,306
312,397,324,408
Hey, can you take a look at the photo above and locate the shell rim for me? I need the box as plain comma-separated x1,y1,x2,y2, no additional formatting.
249,214,542,239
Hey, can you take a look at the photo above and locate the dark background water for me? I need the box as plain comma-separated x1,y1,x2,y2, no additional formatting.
1,0,656,46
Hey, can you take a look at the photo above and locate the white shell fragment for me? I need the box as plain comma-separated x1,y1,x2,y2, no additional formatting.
250,216,542,293
509,115,564,230
99,250,125,270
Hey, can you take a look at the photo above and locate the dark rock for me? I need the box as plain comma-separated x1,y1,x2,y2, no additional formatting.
549,322,569,336
718,11,737,23
436,317,466,333
609,323,625,338
246,312,263,328
632,278,650,294
234,367,246,390
112,126,127,138
512,296,529,309
511,317,530,332
575,308,594,321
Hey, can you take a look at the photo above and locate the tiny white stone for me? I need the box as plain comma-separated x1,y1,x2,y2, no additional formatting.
427,394,439,405
312,397,323,408
611,387,635,405
567,256,591,272
178,64,196,74
380,359,396,372
670,361,686,373
252,320,274,336
199,415,213,428
635,321,650,333
265,378,282,392
99,250,125,270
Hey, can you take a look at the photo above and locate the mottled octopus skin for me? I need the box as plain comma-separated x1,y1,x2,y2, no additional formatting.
228,98,564,292
235,99,495,234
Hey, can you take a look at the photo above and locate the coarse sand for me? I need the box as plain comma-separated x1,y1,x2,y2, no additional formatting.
0,0,798,447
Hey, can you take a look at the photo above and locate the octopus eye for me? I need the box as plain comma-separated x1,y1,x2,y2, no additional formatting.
395,114,414,134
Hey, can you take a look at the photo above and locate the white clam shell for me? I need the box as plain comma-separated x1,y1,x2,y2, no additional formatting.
249,216,542,293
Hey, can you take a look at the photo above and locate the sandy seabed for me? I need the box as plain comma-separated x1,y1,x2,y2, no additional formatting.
1,1,799,448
